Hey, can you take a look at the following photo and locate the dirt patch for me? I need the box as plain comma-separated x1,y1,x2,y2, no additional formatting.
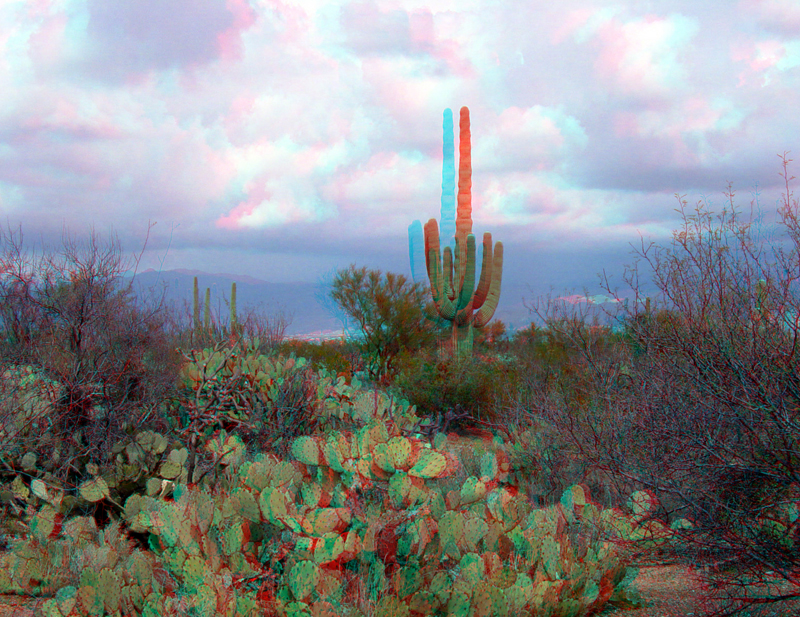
600,562,800,617
599,564,716,617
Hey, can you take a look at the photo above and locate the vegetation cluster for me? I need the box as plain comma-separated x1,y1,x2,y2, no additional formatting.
0,162,799,616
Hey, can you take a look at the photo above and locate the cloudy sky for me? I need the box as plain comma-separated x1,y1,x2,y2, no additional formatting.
2,0,799,314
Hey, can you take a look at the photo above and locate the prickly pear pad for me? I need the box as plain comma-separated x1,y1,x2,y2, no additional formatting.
230,487,261,522
305,507,351,536
291,436,320,466
313,532,345,565
288,560,320,602
30,503,58,541
393,565,423,600
408,449,447,478
259,486,289,525
77,476,109,502
182,554,206,589
460,475,487,505
386,436,412,469
55,585,78,615
372,443,395,473
628,489,659,520
97,567,121,614
479,451,499,481
78,584,104,616
205,429,247,468
375,595,411,617
561,483,589,523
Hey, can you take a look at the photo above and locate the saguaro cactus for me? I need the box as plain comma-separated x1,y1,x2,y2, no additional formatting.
230,282,239,337
193,276,201,334
204,288,211,333
420,106,503,357
191,279,242,342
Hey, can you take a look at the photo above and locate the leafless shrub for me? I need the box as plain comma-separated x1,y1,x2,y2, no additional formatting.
523,156,800,615
510,302,643,508
0,223,183,486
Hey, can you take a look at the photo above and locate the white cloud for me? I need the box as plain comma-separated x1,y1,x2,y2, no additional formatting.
0,0,796,297
583,12,700,98
475,105,588,172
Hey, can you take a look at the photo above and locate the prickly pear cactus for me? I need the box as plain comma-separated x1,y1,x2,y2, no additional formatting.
1,349,688,617
177,348,312,427
0,364,62,445
0,514,166,601
315,374,423,436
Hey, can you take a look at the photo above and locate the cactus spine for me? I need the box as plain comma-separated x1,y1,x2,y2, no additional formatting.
424,107,503,357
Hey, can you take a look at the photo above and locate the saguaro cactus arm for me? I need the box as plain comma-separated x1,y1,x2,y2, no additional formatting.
454,232,476,322
423,219,439,291
456,106,472,240
474,239,503,328
425,219,455,320
426,218,481,328
473,233,493,310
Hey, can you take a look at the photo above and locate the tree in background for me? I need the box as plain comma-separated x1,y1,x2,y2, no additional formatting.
473,319,508,349
329,265,441,382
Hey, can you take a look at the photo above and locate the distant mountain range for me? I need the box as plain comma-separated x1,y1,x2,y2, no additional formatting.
122,268,533,339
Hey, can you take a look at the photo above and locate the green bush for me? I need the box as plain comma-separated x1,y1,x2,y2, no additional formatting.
329,265,442,382
276,338,360,376
390,350,519,430
509,321,630,420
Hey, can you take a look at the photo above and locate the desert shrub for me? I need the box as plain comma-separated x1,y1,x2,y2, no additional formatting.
276,338,360,376
503,318,638,508
472,319,511,353
390,349,519,431
329,265,442,383
526,165,800,614
237,360,320,460
0,225,183,483
508,316,631,426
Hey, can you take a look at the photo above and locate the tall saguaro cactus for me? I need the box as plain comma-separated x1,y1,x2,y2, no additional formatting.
230,282,239,337
414,106,503,357
193,276,201,335
203,288,211,333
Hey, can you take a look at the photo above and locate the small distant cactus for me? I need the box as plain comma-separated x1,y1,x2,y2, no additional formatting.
193,276,201,334
231,281,239,337
203,287,211,333
190,277,240,343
